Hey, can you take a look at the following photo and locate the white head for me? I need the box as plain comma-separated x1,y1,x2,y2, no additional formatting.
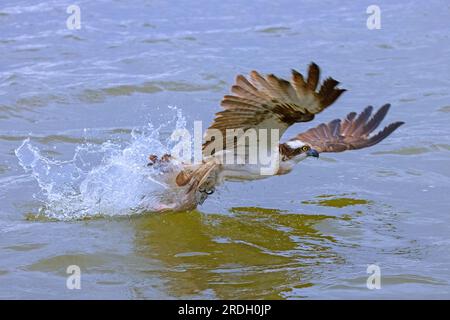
280,140,319,163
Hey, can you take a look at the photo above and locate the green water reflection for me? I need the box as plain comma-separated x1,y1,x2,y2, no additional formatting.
132,208,343,299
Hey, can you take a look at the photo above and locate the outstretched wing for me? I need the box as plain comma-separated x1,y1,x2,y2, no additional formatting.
202,62,346,156
290,104,404,153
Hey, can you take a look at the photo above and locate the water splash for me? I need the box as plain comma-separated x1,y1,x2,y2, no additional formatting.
15,107,188,220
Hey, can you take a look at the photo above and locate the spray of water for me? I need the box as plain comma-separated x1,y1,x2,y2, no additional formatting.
15,107,189,220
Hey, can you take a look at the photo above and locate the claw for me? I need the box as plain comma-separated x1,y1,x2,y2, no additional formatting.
147,154,172,167
161,154,172,162
199,187,215,195
147,154,158,166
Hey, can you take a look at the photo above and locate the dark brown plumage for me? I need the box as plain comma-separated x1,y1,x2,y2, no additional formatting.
202,63,346,155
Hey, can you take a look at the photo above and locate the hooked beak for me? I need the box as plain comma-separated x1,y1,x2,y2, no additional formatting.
306,148,319,158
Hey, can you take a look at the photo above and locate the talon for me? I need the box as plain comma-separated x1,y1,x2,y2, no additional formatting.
161,154,172,162
147,154,158,167
198,187,214,195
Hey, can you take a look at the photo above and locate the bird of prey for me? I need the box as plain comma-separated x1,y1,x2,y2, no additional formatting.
148,63,404,211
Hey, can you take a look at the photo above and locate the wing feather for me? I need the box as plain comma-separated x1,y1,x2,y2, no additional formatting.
291,104,404,153
203,63,346,154
306,62,320,90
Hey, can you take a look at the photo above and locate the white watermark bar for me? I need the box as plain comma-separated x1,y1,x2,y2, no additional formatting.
66,4,81,30
367,264,381,290
66,265,81,290
366,5,381,30
168,121,282,175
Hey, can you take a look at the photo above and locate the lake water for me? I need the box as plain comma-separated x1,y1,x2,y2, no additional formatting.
1,0,450,299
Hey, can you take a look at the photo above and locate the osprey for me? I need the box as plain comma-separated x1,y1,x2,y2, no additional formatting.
148,63,404,211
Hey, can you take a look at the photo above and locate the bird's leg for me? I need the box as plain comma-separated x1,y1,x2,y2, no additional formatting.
199,186,215,195
196,173,217,205
198,173,217,195
196,190,209,205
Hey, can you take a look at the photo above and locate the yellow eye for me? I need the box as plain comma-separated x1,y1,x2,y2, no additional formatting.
301,145,310,152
